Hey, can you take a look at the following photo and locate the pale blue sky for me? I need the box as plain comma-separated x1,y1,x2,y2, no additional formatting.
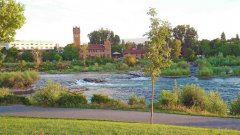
15,0,240,46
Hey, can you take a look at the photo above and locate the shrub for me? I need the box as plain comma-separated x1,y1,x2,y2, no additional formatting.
177,61,189,69
0,71,39,89
124,54,137,66
116,62,129,70
180,84,206,109
128,96,146,107
0,88,12,97
0,88,29,105
205,92,227,115
212,66,230,76
162,68,190,76
18,60,27,71
197,67,213,78
232,68,240,76
0,95,29,105
102,63,116,72
91,94,111,104
158,90,178,106
40,61,56,71
230,95,240,115
57,92,87,107
56,61,71,71
32,82,68,106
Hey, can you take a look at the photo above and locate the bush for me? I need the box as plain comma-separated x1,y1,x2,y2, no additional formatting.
40,61,56,71
91,94,111,104
128,96,146,107
116,62,129,70
124,55,137,66
0,88,29,105
158,90,178,106
230,95,240,115
180,84,206,109
212,66,230,76
197,67,213,78
32,82,68,106
205,92,227,115
57,92,87,107
232,68,240,76
162,68,190,76
0,71,39,89
0,88,12,97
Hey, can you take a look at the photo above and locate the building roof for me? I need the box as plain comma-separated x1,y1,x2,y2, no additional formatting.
88,44,105,50
124,50,146,55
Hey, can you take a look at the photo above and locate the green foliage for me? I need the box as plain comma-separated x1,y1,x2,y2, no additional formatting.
185,48,196,61
232,68,240,76
128,96,146,107
42,51,57,62
205,92,227,115
0,88,29,105
230,95,240,115
18,60,27,71
88,28,120,45
32,81,68,106
0,88,12,97
91,94,111,104
0,0,26,42
62,44,79,61
212,66,230,76
124,54,137,67
39,61,56,71
54,53,62,62
0,71,39,88
180,84,206,109
20,51,34,62
116,62,129,70
4,48,18,62
57,92,87,107
162,61,190,76
197,67,213,78
158,90,178,106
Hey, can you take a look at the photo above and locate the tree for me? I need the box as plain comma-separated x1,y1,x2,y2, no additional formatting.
42,50,57,62
172,25,198,57
20,51,34,62
144,7,172,124
221,32,226,41
236,34,239,41
5,47,18,62
88,28,120,45
170,39,182,60
81,44,88,66
0,0,25,42
62,44,79,61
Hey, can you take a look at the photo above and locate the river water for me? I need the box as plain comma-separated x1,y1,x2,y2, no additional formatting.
76,74,240,103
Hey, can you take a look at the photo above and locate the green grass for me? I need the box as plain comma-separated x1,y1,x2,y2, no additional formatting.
0,116,239,135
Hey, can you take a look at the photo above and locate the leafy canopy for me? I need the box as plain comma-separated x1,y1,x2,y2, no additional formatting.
0,0,26,42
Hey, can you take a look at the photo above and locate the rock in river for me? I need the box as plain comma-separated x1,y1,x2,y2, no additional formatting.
83,78,106,83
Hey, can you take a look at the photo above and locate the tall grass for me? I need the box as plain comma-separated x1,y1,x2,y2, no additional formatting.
0,71,39,89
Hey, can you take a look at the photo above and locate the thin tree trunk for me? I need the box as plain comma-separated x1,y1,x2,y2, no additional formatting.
150,77,154,124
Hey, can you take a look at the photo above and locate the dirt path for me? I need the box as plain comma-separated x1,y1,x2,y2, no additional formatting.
0,105,239,130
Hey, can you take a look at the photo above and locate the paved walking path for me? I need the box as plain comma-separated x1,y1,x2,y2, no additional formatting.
0,105,239,130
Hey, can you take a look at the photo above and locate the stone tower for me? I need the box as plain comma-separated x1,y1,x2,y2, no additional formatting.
73,27,81,50
104,40,111,58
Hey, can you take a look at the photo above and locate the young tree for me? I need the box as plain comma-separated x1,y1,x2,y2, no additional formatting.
0,0,25,42
145,7,172,124
81,44,88,66
221,32,226,41
171,39,182,60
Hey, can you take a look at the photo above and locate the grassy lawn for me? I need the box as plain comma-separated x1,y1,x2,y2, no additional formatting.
0,117,239,135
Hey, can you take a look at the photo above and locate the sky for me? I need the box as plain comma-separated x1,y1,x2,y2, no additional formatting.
15,0,240,46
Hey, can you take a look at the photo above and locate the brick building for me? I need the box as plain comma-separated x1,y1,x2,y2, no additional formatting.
73,27,111,58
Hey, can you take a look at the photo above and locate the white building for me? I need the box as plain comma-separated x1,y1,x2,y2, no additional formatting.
1,40,59,50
